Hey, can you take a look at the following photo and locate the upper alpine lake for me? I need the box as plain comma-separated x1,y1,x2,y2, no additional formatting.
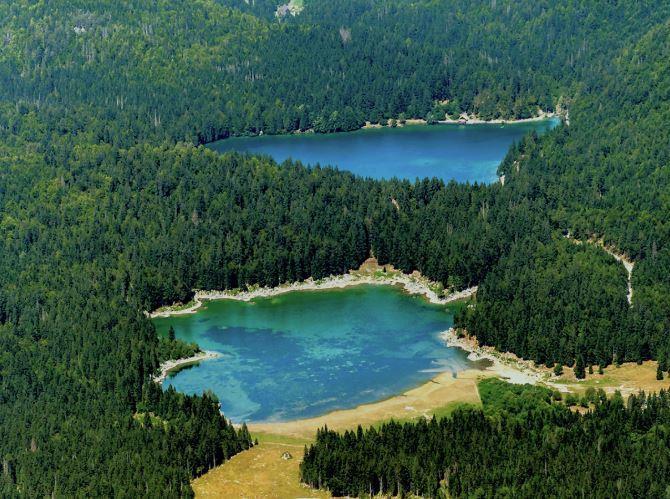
209,119,559,182
153,285,472,423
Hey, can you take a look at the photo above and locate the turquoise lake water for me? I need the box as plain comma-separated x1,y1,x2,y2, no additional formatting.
153,285,472,422
209,119,559,182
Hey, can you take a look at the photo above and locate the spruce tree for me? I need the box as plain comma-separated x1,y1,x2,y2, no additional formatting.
574,355,586,379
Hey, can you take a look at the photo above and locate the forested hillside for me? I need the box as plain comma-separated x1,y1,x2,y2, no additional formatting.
0,133,559,494
458,20,670,373
1,0,670,496
458,238,630,371
302,382,670,497
2,0,669,143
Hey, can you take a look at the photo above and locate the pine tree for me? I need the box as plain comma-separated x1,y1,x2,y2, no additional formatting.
574,355,586,379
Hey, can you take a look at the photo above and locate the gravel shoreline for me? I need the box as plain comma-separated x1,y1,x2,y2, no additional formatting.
149,271,477,319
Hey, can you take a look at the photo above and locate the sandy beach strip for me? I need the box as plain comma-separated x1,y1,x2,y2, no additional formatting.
439,110,557,125
247,368,484,440
440,328,551,386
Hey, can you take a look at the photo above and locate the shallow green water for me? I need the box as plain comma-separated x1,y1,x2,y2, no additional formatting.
209,119,558,182
153,285,472,422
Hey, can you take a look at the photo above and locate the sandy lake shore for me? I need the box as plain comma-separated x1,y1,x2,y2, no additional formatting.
248,368,484,440
288,110,558,135
440,110,557,125
440,328,552,386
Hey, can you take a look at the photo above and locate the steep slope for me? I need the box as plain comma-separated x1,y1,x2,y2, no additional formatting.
463,21,670,370
1,1,670,496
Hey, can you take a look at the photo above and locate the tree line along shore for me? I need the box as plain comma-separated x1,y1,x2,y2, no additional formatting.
3,0,670,496
149,259,477,319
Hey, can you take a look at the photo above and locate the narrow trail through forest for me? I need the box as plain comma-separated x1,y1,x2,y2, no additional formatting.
601,246,634,305
565,234,634,305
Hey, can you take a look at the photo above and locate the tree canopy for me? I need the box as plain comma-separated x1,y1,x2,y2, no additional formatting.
2,1,670,496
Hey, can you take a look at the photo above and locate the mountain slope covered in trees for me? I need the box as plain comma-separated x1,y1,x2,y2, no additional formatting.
458,20,670,373
1,1,670,496
2,0,670,143
301,382,670,497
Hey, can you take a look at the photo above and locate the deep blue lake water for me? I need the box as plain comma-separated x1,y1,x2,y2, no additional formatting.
209,119,558,182
153,285,471,422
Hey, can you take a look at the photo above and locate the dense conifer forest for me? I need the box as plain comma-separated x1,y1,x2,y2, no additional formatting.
2,0,670,143
458,21,670,374
302,380,670,497
1,0,670,496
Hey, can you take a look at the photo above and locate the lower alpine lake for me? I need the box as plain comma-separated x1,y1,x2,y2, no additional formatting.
208,118,559,182
153,285,473,423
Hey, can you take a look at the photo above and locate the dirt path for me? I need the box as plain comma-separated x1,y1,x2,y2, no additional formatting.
600,245,634,305
564,234,634,305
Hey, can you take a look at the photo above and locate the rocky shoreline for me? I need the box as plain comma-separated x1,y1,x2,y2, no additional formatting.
149,266,477,319
153,350,221,384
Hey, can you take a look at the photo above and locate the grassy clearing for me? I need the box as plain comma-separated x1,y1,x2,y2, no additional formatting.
553,360,670,396
252,431,313,446
373,400,480,428
192,441,329,498
430,401,479,419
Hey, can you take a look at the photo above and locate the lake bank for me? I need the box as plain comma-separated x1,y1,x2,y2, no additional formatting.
362,110,559,129
441,328,554,386
149,262,477,319
226,110,559,137
442,327,670,398
153,350,221,384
